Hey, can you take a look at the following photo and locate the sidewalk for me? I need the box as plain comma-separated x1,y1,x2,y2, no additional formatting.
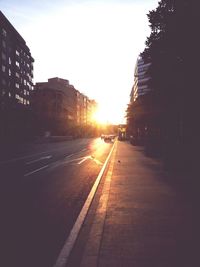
67,141,199,267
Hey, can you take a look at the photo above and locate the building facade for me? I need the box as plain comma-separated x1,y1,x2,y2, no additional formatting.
0,11,34,111
32,78,77,134
32,77,97,135
130,56,151,102
87,99,97,125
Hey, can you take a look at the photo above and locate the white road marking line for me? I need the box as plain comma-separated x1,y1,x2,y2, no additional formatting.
77,156,90,165
0,142,91,165
24,165,49,177
65,153,75,159
54,141,116,267
46,157,86,170
0,152,48,164
77,155,103,166
65,157,85,163
93,158,103,165
26,155,52,165
80,142,117,266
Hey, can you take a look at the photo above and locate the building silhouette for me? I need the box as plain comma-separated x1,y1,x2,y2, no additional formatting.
32,77,97,135
0,11,34,110
130,55,151,102
0,11,34,141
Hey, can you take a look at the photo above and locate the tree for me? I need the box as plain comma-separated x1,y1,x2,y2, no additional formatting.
141,0,200,170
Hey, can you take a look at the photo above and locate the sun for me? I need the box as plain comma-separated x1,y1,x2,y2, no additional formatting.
91,102,125,125
92,106,108,125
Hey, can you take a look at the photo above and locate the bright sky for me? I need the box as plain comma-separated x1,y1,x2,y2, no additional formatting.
1,0,158,124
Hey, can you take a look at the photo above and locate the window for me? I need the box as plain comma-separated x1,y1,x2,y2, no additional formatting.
24,90,27,95
24,79,26,85
9,69,11,76
15,94,23,104
16,50,20,56
9,57,11,64
15,83,19,88
27,100,30,105
16,61,20,67
15,72,20,78
2,28,7,37
2,65,6,72
8,92,11,98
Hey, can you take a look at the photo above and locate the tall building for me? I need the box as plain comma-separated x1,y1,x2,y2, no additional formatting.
130,56,151,102
32,78,77,134
0,11,34,110
32,77,97,135
87,99,97,124
76,91,97,126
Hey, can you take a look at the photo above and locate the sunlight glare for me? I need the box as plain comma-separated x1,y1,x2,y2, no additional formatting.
92,104,110,125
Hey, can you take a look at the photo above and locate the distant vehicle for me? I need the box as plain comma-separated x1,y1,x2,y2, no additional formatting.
103,134,115,142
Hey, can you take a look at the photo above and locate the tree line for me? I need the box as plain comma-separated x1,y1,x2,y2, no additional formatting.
127,0,200,173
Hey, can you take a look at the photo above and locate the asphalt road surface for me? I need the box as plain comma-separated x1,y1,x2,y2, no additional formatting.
0,138,113,267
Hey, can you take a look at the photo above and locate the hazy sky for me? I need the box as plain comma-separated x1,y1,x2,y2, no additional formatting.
0,0,158,124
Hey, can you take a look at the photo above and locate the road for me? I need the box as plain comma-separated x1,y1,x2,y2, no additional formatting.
0,138,113,267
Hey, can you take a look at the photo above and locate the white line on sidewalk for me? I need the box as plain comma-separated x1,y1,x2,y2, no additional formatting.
54,141,116,267
24,165,49,177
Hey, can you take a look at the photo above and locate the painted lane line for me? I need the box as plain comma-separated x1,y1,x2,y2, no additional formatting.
80,142,117,266
93,158,103,166
77,156,90,165
65,153,75,159
78,155,103,166
45,156,87,171
24,165,49,177
26,155,52,165
0,138,98,165
65,156,85,163
54,141,116,267
0,141,91,165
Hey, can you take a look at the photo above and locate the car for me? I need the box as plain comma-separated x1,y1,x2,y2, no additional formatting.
103,134,115,142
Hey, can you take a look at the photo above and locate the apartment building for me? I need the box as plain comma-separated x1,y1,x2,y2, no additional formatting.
0,11,34,111
87,99,97,124
32,77,97,134
32,78,77,134
130,56,151,102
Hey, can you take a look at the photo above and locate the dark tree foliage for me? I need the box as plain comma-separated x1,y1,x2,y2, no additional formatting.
129,0,200,171
143,0,200,128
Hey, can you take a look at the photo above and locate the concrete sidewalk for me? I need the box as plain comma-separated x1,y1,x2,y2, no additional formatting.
67,141,199,267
